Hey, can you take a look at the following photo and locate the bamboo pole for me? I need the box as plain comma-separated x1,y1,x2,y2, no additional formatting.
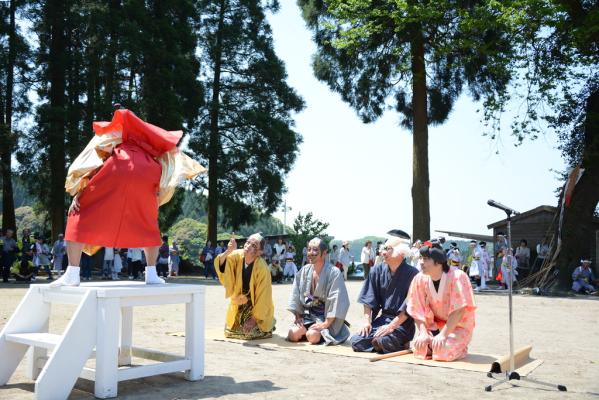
369,349,412,362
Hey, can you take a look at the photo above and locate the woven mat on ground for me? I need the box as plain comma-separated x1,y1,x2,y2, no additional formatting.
166,329,543,375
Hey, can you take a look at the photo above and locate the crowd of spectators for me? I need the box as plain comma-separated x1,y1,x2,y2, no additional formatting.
0,229,182,283
2,229,596,295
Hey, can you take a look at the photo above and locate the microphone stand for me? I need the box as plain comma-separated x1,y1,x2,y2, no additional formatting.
485,202,566,392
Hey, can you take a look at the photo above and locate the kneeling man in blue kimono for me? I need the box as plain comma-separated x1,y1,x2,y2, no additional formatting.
351,235,419,353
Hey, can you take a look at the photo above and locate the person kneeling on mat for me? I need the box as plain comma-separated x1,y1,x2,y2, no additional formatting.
407,241,476,361
350,235,419,354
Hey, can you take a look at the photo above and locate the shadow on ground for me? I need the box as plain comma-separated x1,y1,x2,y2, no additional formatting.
69,374,282,399
0,374,283,399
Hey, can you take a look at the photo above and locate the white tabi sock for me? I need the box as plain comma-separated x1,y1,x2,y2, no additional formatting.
49,266,81,288
145,266,165,284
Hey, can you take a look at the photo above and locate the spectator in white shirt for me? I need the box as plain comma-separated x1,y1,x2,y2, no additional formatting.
515,239,531,275
127,248,143,280
338,241,352,280
330,244,340,266
360,240,374,278
103,247,115,280
274,237,286,260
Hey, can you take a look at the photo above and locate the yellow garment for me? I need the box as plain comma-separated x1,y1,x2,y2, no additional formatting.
215,250,275,333
156,148,207,206
82,244,102,256
64,132,206,205
64,132,122,196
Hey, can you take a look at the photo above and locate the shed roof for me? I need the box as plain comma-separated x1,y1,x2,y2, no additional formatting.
487,205,557,229
434,230,494,242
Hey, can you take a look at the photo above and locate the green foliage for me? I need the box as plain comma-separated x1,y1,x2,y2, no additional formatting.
167,218,207,261
299,0,515,127
189,0,305,231
292,212,329,239
235,213,287,238
290,212,331,257
159,189,185,233
0,176,36,210
4,0,303,242
176,189,287,239
15,0,204,237
298,0,521,240
13,206,48,238
137,0,204,129
504,0,599,165
180,189,208,224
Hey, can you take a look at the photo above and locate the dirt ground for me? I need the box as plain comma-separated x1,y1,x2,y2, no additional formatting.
0,277,598,399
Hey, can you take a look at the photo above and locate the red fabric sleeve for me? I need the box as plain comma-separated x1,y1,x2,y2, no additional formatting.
93,109,182,156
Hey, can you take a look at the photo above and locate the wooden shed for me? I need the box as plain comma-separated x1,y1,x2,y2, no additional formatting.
487,205,599,262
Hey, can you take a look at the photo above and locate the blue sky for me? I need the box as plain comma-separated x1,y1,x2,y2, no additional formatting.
267,1,565,242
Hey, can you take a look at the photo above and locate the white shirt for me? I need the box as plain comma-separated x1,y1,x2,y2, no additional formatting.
360,247,373,264
274,243,286,257
481,248,491,268
34,243,50,266
537,244,549,258
128,248,142,262
515,246,530,263
330,248,339,264
114,253,123,270
339,247,351,267
104,247,114,261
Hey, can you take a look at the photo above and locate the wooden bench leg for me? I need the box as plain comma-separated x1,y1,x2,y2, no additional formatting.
185,291,204,381
119,307,133,366
95,298,120,399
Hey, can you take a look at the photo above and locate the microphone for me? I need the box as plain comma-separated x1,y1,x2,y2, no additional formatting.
487,199,519,215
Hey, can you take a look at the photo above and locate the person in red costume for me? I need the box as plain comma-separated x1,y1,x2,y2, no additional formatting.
51,108,206,287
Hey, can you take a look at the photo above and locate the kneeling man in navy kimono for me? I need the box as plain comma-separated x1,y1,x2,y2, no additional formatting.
351,235,419,353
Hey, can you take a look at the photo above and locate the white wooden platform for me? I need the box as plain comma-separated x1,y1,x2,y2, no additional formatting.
0,282,205,399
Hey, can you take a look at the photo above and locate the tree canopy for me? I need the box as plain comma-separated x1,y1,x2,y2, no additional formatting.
189,0,304,244
1,0,302,242
298,0,517,240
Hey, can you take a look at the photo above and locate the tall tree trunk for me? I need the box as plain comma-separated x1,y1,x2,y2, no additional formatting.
84,39,97,138
410,25,430,242
127,61,135,104
207,0,226,245
1,0,17,232
47,0,67,241
555,88,599,289
144,1,164,125
103,0,120,118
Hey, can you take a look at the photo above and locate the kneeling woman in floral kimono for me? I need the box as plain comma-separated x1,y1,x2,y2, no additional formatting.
287,237,350,345
407,242,476,361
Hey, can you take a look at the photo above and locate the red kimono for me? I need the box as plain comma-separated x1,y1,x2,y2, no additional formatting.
65,110,182,248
